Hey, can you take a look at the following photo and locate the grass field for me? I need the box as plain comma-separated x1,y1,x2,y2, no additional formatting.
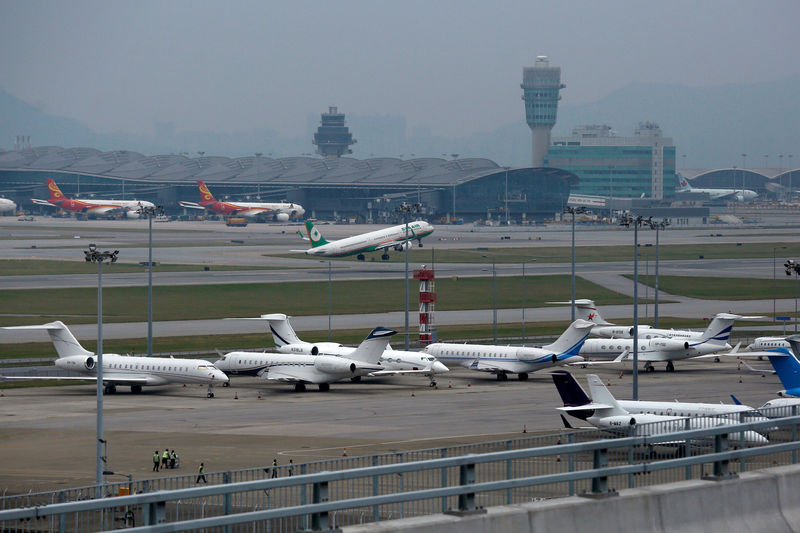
0,275,630,326
627,275,798,301
0,260,285,276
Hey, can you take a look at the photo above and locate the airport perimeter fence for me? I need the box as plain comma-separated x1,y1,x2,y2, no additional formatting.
2,405,800,532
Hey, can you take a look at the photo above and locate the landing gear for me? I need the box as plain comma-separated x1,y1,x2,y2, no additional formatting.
130,385,142,394
350,376,362,383
294,382,307,392
418,241,423,248
645,363,655,373
206,383,215,398
666,361,675,373
318,383,330,392
518,373,529,381
357,254,365,261
104,385,117,394
381,253,390,260
429,380,437,387
496,373,508,381
222,381,230,387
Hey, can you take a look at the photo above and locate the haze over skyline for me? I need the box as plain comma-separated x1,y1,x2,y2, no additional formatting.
1,1,797,158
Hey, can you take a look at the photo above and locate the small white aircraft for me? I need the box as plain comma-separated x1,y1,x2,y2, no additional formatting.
677,175,757,202
214,326,397,391
0,198,17,213
178,181,304,222
32,178,155,218
552,371,767,444
226,313,449,386
574,312,738,372
746,336,789,351
295,219,434,261
423,319,593,381
0,321,228,397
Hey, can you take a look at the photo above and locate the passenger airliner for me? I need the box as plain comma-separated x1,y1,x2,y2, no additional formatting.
423,319,593,381
677,176,757,202
0,321,228,396
178,181,305,222
0,198,16,213
32,178,155,218
214,327,396,391
297,219,434,260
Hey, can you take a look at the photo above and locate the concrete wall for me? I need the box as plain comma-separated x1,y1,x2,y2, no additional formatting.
343,464,800,533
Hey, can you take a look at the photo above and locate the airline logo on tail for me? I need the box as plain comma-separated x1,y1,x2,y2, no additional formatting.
304,221,328,247
47,179,64,201
198,181,215,202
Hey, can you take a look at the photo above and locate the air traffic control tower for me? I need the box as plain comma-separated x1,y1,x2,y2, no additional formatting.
521,56,565,167
313,106,357,157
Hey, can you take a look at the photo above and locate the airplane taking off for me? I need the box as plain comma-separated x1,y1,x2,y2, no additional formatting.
214,326,397,391
575,313,738,372
296,219,434,260
228,313,448,386
0,321,228,396
178,181,304,222
32,178,155,218
551,371,767,444
423,319,593,381
0,198,16,213
677,175,757,202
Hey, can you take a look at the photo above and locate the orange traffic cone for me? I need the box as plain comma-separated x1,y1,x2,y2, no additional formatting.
257,392,262,399
411,392,415,397
234,392,239,399
523,425,527,433
343,448,348,457
556,455,561,462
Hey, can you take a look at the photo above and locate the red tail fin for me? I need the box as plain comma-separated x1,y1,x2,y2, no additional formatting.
197,181,216,203
47,178,66,203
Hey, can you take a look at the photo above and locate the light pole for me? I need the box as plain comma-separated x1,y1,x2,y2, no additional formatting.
620,213,650,400
138,205,164,357
326,261,332,340
521,259,536,343
84,244,119,498
786,260,800,333
481,255,498,342
396,202,421,350
647,218,669,328
774,247,787,323
504,166,510,226
563,206,587,321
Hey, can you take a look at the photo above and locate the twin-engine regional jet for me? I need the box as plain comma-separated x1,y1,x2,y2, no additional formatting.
32,178,155,218
296,219,434,260
178,181,304,222
0,321,228,397
214,326,397,391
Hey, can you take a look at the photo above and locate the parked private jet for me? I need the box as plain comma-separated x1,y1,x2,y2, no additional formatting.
214,326,396,391
0,321,228,396
677,175,758,202
295,219,434,260
178,181,304,222
552,371,767,444
423,319,593,381
733,336,800,398
0,198,17,213
32,178,155,218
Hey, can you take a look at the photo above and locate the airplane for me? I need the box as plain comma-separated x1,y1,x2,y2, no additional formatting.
423,319,593,381
746,336,789,351
677,175,757,202
732,336,800,398
31,178,155,218
0,321,228,397
227,313,449,386
551,371,768,444
574,313,738,372
178,181,305,222
0,198,17,213
213,326,397,391
295,219,434,261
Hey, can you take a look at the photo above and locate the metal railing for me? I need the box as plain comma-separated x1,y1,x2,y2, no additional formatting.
1,408,799,532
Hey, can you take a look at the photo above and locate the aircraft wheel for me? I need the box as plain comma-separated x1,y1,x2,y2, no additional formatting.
714,357,720,363
518,373,529,381
104,385,117,394
319,383,330,392
418,242,423,248
131,385,142,394
381,253,390,260
222,381,230,387
645,364,655,373
666,362,675,372
430,381,437,387
294,383,307,392
497,373,508,381
350,376,362,383
357,254,365,261
207,392,214,398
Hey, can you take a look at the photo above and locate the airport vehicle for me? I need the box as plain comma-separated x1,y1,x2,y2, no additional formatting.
423,319,593,381
552,371,767,444
178,181,304,222
32,178,155,218
677,175,757,202
296,219,434,260
229,313,449,386
214,327,396,391
0,321,228,397
0,197,17,213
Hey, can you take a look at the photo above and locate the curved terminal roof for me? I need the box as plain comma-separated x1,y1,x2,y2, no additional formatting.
681,167,800,188
0,147,553,189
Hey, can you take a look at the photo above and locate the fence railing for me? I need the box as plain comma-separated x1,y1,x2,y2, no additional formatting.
1,409,799,532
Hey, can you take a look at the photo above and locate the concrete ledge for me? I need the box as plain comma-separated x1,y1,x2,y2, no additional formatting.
342,465,800,533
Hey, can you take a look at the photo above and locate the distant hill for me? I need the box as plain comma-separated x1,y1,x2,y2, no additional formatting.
1,77,797,169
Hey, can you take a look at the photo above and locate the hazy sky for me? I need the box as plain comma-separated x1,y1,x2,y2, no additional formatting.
1,0,797,139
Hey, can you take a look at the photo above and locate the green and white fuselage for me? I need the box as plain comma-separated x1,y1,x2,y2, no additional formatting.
300,220,434,258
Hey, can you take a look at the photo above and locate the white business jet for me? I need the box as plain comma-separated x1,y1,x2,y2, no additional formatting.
1,321,228,397
423,319,593,381
214,326,397,391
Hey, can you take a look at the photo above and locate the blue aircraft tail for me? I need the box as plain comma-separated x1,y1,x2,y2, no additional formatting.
765,347,800,393
551,370,594,420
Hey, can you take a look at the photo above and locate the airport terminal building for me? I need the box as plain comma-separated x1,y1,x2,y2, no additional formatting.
0,146,578,223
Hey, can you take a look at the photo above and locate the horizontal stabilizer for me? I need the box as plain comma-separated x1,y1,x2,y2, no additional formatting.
557,403,614,411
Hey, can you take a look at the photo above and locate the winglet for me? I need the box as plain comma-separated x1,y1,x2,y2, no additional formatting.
730,394,742,406
560,414,574,429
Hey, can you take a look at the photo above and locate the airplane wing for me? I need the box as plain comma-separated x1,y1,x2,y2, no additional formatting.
739,360,776,375
31,198,57,207
178,201,206,210
568,349,630,367
260,365,312,383
0,375,149,385
468,359,528,374
692,342,742,359
85,206,120,216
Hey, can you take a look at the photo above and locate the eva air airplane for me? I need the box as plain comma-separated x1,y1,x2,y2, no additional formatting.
297,220,434,261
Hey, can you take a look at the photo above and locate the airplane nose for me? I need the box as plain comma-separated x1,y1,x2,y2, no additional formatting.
433,361,449,373
216,371,229,383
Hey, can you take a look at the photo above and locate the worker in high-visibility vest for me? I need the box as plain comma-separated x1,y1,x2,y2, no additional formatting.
152,450,160,472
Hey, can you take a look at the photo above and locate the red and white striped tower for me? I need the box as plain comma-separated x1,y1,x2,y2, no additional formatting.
413,265,436,344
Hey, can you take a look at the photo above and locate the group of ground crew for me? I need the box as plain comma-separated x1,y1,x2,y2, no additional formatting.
152,449,179,472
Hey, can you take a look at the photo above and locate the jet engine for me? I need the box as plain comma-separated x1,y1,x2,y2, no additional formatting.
275,212,290,222
55,355,96,371
599,413,667,428
394,241,411,252
279,343,320,355
313,355,356,374
125,210,140,219
651,338,690,351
